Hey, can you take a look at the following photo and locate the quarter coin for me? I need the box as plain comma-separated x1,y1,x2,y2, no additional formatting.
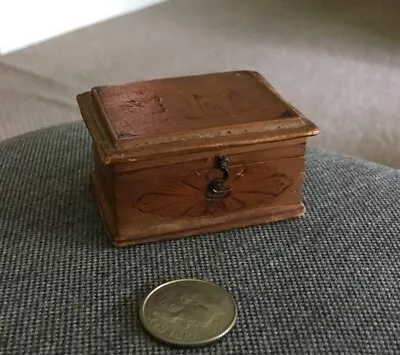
139,279,237,347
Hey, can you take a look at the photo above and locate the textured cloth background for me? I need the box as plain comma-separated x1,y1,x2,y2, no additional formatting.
1,122,400,354
1,0,400,168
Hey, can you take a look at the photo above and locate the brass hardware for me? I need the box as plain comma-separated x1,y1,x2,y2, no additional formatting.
208,155,230,195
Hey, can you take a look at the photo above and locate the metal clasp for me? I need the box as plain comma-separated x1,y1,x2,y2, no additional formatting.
208,155,231,196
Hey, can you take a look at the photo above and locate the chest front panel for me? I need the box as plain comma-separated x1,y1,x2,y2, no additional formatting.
111,142,306,243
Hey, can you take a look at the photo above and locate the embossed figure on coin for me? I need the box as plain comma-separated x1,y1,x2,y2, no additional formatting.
152,285,226,329
139,279,238,346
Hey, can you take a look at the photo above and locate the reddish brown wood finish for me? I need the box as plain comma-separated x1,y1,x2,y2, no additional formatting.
92,71,296,142
77,71,319,246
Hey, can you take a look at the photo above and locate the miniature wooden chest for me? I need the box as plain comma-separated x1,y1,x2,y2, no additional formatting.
77,70,319,246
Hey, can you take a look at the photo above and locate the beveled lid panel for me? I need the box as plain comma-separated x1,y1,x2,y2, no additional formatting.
91,71,297,146
77,70,319,164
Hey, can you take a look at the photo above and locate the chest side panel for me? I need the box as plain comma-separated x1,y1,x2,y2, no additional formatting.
91,147,118,236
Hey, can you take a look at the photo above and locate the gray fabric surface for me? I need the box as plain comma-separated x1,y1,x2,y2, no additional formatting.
1,0,400,168
1,122,400,354
0,60,77,140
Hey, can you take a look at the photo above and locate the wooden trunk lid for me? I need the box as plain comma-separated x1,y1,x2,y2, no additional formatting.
77,70,318,164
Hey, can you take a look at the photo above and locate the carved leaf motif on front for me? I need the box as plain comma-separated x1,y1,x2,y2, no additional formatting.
133,165,293,218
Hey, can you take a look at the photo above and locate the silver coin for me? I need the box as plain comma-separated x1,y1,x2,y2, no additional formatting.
139,279,237,347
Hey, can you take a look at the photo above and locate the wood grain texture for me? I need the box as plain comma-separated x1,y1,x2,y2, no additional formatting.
91,164,305,247
77,70,319,246
92,71,295,141
110,150,305,244
76,71,319,164
133,164,293,218
92,142,306,246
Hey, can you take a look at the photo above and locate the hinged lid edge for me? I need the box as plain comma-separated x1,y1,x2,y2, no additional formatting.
77,90,318,165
